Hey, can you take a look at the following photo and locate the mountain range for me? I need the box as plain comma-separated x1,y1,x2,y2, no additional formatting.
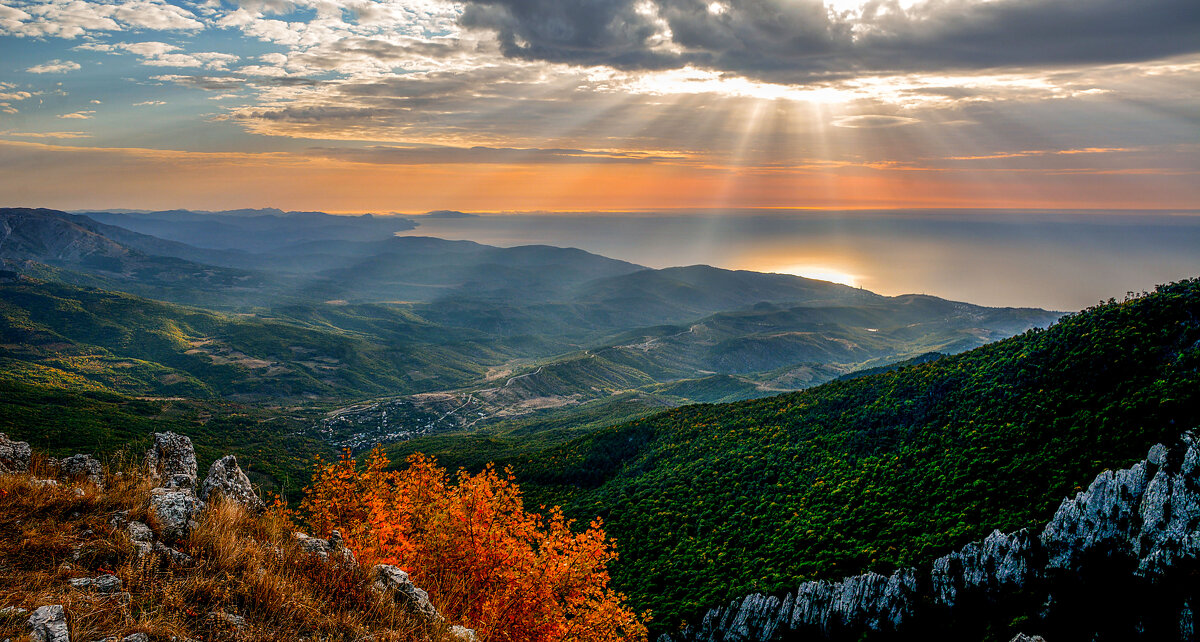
1,206,1197,641
1,207,1060,465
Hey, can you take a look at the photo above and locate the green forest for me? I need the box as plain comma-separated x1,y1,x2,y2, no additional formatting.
515,280,1200,632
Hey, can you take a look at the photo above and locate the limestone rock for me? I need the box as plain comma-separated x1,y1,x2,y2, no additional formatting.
127,521,153,543
147,487,204,542
207,611,246,630
27,605,70,642
121,634,149,642
672,433,1200,641
449,625,479,642
152,542,194,567
68,574,122,594
0,432,32,474
1134,433,1200,578
677,568,917,641
371,564,441,621
145,432,197,489
932,528,1038,608
60,454,104,486
1040,460,1149,569
200,455,264,512
294,531,357,567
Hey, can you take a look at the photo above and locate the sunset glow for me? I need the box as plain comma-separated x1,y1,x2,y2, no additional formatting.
773,264,862,288
0,0,1195,212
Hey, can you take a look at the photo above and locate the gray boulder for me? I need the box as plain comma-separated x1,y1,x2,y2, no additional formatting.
145,432,197,489
60,454,104,486
200,455,264,512
0,432,32,474
27,604,70,642
294,531,357,567
153,541,195,567
127,521,153,543
147,487,204,542
371,564,441,621
68,574,122,594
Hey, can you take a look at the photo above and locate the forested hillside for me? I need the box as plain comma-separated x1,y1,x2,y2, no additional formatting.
517,280,1200,632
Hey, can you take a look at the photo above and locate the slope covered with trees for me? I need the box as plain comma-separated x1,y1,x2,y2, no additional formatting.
516,280,1200,632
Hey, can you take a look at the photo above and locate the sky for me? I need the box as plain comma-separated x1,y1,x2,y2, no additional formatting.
0,0,1197,212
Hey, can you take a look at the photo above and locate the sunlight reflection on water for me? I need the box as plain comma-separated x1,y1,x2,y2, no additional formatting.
396,209,1200,310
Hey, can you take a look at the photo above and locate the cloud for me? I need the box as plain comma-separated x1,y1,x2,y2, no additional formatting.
2,130,92,138
0,90,36,101
79,41,238,69
311,143,676,165
133,100,166,106
58,110,95,119
26,59,81,74
151,74,248,91
457,0,1200,82
833,114,919,128
0,0,203,39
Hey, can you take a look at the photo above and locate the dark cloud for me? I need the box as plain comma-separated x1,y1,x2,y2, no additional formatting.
458,0,1200,81
460,0,678,69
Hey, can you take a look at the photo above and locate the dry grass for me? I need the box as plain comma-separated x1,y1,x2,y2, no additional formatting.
0,454,457,642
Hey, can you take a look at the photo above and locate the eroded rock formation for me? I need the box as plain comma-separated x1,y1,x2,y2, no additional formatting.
666,433,1200,642
0,432,32,474
200,454,264,512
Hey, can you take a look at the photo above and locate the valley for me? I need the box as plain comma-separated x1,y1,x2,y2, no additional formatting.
7,206,1196,640
1,207,1062,474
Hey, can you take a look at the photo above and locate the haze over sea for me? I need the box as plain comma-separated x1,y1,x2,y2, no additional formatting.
397,209,1200,311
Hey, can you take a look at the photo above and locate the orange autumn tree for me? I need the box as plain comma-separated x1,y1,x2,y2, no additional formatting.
300,448,649,642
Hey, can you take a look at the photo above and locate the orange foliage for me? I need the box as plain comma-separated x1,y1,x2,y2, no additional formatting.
301,448,649,642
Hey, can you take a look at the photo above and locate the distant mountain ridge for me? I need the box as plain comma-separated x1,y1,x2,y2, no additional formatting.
78,208,418,252
1,205,1065,507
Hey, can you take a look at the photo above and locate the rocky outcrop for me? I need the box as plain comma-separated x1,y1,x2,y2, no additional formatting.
932,528,1038,608
371,564,441,621
684,568,918,641
667,434,1200,642
147,487,204,542
0,432,32,473
142,433,206,544
294,530,358,567
68,574,122,593
60,454,104,486
27,604,70,642
449,625,480,642
200,455,264,511
145,432,197,489
1041,433,1200,578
